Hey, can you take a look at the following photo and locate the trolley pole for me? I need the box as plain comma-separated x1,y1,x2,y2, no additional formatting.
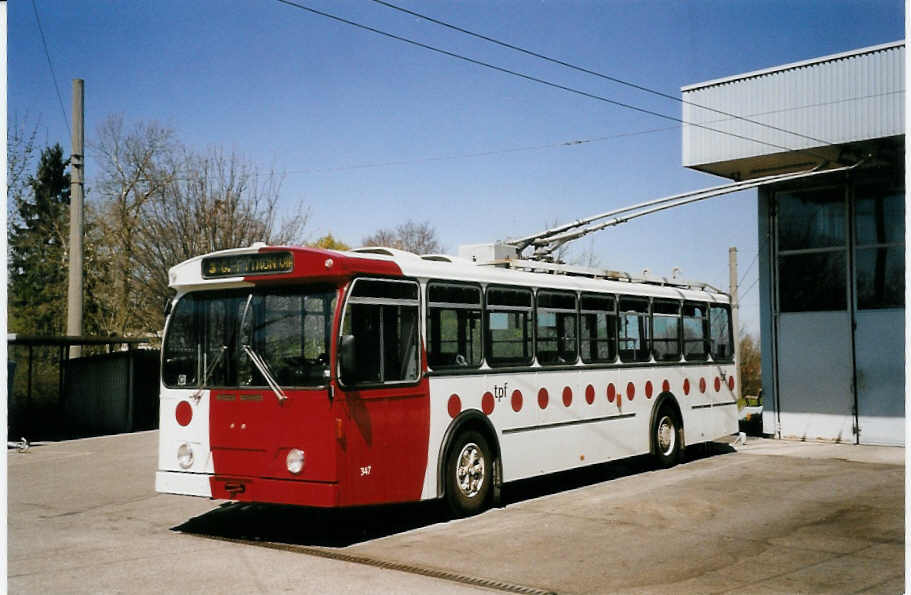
67,79,84,359
729,247,741,401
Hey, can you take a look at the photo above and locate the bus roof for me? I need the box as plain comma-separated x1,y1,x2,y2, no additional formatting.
169,244,729,304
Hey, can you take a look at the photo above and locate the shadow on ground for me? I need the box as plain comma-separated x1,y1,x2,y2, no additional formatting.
174,442,735,547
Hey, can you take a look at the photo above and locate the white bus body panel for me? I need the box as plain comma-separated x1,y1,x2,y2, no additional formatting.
423,363,737,494
156,386,214,498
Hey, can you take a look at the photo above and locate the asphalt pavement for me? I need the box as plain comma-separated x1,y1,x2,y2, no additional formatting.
7,431,904,594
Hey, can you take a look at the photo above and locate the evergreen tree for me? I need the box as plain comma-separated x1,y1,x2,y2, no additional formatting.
9,144,70,335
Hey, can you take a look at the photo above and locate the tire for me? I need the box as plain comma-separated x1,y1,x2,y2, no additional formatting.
653,405,682,468
444,430,492,517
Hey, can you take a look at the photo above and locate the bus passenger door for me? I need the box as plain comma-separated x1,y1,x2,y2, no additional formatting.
336,278,431,506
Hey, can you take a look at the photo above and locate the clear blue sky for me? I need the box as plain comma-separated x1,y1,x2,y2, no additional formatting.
9,0,904,336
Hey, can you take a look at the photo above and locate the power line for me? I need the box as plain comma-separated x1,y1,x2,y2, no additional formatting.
369,0,836,150
31,0,70,138
739,277,760,301
273,0,833,162
269,89,902,177
738,251,759,286
156,88,900,182
279,125,680,176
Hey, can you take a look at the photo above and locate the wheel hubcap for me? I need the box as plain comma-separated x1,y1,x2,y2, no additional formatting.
657,415,676,456
456,442,485,498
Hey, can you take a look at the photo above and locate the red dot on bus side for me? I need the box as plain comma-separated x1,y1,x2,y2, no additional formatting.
511,389,523,412
645,381,653,399
176,401,192,426
585,384,595,404
728,376,735,391
607,383,616,403
662,379,670,393
562,386,573,407
626,382,635,400
448,394,462,418
699,378,707,393
482,392,495,415
714,377,722,392
683,378,691,395
537,388,549,409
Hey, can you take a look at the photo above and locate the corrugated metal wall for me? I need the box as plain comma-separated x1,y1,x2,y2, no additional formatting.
682,42,904,168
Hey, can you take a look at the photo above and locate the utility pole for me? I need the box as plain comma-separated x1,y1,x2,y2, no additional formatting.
67,79,84,358
729,247,741,400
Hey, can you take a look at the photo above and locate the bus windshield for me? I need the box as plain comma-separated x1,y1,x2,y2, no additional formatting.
162,287,337,389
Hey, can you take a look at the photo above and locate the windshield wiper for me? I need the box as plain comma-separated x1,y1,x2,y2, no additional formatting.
189,345,228,403
242,344,288,403
238,292,288,404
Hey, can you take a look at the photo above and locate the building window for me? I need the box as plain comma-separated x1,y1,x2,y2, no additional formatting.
855,185,904,309
580,294,617,363
486,286,533,367
777,188,846,250
536,291,578,365
776,188,847,312
427,282,483,369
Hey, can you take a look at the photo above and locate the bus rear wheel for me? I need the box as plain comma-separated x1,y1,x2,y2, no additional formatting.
445,430,492,517
653,406,682,468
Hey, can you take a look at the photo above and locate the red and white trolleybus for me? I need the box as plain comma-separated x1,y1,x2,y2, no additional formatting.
156,243,738,515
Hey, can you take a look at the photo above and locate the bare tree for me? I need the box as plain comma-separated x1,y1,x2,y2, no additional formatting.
569,237,602,269
133,147,308,332
90,115,309,336
7,113,40,220
90,115,178,336
361,219,441,254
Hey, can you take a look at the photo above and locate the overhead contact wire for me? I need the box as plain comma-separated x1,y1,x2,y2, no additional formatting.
273,0,832,161
369,0,836,148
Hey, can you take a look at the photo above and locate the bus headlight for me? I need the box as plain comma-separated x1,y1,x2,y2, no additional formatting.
177,443,194,469
286,448,305,474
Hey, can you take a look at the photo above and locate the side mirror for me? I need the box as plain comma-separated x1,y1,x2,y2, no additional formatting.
339,334,357,381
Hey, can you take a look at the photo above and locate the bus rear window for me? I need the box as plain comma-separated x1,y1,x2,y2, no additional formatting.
709,304,733,361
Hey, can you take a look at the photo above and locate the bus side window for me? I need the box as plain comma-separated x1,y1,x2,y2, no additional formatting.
486,286,533,367
618,296,650,363
340,279,420,385
580,293,616,363
536,290,578,365
427,282,482,369
652,299,681,362
682,302,708,361
709,304,733,361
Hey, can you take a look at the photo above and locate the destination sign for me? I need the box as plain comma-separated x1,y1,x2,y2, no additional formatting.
201,252,294,279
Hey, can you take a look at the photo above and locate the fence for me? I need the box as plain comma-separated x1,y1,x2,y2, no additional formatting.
7,335,159,441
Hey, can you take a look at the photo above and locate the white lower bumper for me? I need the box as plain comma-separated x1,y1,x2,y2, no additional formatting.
156,470,213,498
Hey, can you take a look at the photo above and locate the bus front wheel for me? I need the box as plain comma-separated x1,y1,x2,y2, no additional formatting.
653,405,682,468
445,430,492,517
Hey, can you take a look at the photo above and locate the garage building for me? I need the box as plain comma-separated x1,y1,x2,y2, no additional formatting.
681,41,905,445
